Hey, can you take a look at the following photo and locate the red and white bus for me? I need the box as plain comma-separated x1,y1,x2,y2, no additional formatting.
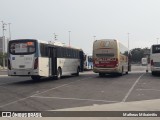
93,39,129,76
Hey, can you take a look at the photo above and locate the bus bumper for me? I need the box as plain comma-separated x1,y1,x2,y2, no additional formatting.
151,66,160,72
93,67,120,73
8,69,39,76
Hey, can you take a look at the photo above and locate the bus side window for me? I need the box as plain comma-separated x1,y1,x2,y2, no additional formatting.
67,48,70,58
40,43,48,57
45,46,48,56
57,47,61,58
73,50,76,58
62,48,66,58
70,49,73,58
76,50,78,58
66,48,69,58
68,49,71,58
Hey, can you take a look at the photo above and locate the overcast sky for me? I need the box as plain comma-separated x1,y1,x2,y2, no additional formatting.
1,0,160,53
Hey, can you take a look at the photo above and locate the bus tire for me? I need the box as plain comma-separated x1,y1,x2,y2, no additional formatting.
56,68,62,80
152,71,155,76
75,67,80,76
99,73,105,77
31,76,41,81
120,67,123,76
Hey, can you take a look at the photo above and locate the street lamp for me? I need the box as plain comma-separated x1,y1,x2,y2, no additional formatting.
8,23,11,41
68,31,71,47
54,33,58,41
127,33,130,51
157,38,159,44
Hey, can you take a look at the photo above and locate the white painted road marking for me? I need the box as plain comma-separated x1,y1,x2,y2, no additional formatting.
31,96,119,103
137,88,160,92
122,73,145,102
0,77,93,108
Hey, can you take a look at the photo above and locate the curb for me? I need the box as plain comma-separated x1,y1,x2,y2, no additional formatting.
0,75,8,77
0,69,7,71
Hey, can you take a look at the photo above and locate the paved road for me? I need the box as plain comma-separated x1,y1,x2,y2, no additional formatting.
0,65,160,112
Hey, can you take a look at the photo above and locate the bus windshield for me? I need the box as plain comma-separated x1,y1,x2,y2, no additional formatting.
96,53,115,58
152,45,160,53
9,40,36,55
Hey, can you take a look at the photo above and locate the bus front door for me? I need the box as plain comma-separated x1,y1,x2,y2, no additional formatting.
49,47,57,76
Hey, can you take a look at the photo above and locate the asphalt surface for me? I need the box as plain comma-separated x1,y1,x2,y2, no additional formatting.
0,65,160,113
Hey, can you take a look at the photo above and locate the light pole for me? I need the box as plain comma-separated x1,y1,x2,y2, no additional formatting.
54,33,58,41
1,21,7,69
68,31,71,47
8,23,11,41
157,38,159,44
127,33,130,51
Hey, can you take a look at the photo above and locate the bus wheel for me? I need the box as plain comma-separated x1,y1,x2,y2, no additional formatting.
56,68,62,80
99,73,105,77
31,76,41,81
152,71,155,76
120,67,123,76
75,67,80,76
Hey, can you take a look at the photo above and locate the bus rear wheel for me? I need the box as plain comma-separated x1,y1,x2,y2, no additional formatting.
31,76,41,81
75,67,80,76
152,71,156,76
56,68,62,80
99,73,105,77
119,67,124,76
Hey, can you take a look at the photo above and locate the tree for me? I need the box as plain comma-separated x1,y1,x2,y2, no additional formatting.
0,52,7,66
130,47,150,63
0,52,3,66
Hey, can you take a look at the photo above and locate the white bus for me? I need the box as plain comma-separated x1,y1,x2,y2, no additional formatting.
93,39,129,76
84,54,93,70
8,39,84,80
150,44,160,75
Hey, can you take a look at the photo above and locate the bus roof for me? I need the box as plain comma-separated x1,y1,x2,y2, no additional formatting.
94,39,117,42
48,41,65,46
10,39,48,44
10,39,83,51
93,39,119,45
151,44,160,47
93,39,118,45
